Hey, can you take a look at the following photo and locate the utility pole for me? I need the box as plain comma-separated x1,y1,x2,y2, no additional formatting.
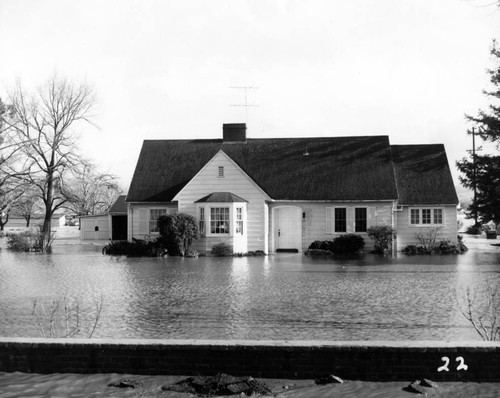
472,127,478,225
229,86,259,124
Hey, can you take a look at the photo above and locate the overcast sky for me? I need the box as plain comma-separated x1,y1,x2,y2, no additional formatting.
1,0,499,194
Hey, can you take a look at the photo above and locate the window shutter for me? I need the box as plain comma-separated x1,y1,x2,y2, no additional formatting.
139,209,148,234
326,207,333,234
368,207,376,227
347,207,355,232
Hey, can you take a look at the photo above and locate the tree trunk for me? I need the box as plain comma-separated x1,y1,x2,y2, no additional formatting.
0,213,9,231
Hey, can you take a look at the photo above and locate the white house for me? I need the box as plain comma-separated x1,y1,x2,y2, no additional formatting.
126,124,458,253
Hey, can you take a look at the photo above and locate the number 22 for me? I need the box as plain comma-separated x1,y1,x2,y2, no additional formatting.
437,356,468,372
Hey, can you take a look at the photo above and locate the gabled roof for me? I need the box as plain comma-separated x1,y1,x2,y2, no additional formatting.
195,192,248,203
126,136,399,202
109,195,128,213
391,144,458,205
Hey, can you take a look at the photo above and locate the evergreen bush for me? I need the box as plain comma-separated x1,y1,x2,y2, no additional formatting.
102,240,162,257
211,242,233,256
157,213,199,256
331,234,365,254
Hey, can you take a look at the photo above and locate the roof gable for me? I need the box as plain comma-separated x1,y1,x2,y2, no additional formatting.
172,149,271,202
127,136,399,202
391,144,458,205
109,195,128,213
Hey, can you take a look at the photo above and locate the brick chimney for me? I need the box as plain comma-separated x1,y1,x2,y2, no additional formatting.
223,123,246,143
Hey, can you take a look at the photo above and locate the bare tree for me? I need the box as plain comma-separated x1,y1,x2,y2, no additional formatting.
65,161,122,216
5,76,95,248
11,186,44,227
0,98,28,231
457,282,500,341
31,294,105,338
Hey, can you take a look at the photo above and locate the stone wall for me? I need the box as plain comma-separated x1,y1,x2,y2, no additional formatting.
0,338,499,381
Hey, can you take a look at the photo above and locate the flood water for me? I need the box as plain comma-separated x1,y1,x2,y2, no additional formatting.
0,233,499,341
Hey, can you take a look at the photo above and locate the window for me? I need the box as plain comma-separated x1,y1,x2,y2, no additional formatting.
355,208,367,232
410,209,420,224
334,208,347,232
199,207,205,235
236,207,244,235
433,208,443,224
218,166,224,178
422,209,431,224
149,209,167,233
410,208,444,226
210,207,229,234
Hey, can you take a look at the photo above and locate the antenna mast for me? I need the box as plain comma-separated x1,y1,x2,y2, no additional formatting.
229,85,259,124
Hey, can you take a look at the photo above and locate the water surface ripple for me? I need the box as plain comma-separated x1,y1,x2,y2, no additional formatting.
0,236,499,341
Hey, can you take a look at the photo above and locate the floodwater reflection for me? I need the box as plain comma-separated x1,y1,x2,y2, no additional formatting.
0,235,498,341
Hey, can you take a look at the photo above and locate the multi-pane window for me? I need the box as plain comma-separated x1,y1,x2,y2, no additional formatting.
355,208,367,232
422,209,431,224
149,209,167,233
199,207,205,235
236,207,243,235
210,207,230,234
433,209,443,224
410,209,420,224
410,208,444,226
334,208,347,232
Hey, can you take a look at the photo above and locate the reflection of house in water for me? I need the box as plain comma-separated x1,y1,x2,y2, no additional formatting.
125,123,458,253
79,195,128,241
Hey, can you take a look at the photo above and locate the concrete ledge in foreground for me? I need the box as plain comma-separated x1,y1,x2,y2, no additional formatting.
0,338,499,381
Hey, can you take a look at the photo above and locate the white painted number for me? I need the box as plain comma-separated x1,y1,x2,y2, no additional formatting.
437,356,450,372
456,356,468,371
437,356,468,372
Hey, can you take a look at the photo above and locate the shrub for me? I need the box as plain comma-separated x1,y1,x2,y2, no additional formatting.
436,240,461,254
308,241,324,250
211,242,233,257
457,234,468,252
331,234,365,254
6,230,43,252
185,249,199,258
465,224,484,235
157,213,200,256
367,225,396,254
102,240,163,257
403,236,468,255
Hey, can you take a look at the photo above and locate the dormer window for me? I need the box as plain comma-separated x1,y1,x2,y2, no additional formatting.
218,166,224,178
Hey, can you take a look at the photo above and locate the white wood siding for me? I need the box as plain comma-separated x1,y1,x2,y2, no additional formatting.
395,205,458,250
173,151,269,253
128,203,178,241
80,215,110,240
269,201,395,252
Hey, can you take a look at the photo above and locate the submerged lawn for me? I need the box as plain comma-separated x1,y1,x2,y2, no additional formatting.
0,229,499,341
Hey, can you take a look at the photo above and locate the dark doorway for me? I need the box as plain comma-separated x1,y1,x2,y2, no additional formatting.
112,215,128,240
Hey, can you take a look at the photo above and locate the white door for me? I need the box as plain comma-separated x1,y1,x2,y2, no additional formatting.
277,207,302,250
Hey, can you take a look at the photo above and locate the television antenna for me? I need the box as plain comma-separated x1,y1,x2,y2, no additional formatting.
229,85,260,123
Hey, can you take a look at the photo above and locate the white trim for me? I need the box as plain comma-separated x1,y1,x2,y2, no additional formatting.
172,150,272,202
195,202,248,237
273,199,396,203
408,207,445,227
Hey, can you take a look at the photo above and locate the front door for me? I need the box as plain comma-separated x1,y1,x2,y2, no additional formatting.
277,207,302,251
